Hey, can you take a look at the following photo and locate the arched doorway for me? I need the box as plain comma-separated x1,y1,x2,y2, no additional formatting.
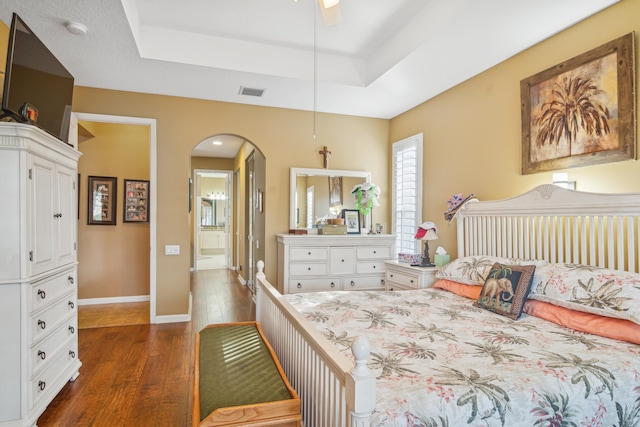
190,134,266,291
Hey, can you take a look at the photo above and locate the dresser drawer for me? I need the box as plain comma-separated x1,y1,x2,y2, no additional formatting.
30,269,76,313
288,278,340,293
357,246,391,260
386,270,421,289
30,292,77,345
343,275,386,291
290,247,328,261
31,340,78,410
329,248,355,275
290,262,328,276
356,261,385,274
31,317,77,376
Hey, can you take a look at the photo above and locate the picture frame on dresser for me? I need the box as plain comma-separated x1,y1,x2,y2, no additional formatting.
342,209,360,234
88,175,117,225
123,179,149,223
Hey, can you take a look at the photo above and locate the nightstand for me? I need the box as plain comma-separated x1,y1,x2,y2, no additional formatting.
384,260,439,290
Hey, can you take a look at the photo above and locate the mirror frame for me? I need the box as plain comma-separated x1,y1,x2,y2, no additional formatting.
290,167,371,230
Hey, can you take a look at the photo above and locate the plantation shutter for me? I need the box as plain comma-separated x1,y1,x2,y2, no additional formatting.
392,134,423,255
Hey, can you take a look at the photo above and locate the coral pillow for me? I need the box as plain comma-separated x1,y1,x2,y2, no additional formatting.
433,279,482,299
524,299,640,345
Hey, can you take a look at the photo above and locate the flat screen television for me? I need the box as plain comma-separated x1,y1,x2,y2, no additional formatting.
1,13,74,144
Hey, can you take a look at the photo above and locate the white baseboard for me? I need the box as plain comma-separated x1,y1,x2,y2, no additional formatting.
153,313,191,324
78,295,150,306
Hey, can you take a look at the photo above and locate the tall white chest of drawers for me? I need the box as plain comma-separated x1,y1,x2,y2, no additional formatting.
277,234,396,293
0,123,82,426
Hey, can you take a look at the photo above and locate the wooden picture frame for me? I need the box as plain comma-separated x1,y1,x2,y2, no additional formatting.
342,209,361,234
123,179,150,223
329,176,342,206
520,32,636,174
88,176,117,225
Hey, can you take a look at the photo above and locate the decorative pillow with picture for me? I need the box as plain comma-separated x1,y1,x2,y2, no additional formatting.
473,263,537,320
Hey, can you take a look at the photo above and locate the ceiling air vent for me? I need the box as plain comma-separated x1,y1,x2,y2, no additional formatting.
239,86,265,97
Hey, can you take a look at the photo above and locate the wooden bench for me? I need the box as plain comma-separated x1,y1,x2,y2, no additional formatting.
193,321,301,427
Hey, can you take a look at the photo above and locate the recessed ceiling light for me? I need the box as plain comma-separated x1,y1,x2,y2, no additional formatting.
212,141,222,146
66,22,88,36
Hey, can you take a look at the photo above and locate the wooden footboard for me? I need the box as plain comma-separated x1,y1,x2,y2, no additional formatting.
255,261,375,427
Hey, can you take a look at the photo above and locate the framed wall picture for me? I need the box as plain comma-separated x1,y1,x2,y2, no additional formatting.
521,33,636,174
88,176,117,225
329,176,342,206
342,209,361,234
123,179,150,223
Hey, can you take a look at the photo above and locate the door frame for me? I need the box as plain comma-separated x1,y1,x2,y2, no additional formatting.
72,113,158,322
192,169,233,270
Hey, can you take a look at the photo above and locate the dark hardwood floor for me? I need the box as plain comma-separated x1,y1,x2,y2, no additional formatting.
37,268,255,427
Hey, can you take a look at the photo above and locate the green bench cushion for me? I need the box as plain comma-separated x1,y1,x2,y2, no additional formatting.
198,324,293,421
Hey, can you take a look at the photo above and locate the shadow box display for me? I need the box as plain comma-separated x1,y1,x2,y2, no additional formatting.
123,179,150,223
88,176,117,225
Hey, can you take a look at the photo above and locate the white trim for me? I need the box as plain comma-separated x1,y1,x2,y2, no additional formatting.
73,112,158,323
153,314,191,324
78,295,150,306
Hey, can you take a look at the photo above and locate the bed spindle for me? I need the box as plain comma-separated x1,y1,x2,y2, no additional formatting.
456,185,640,273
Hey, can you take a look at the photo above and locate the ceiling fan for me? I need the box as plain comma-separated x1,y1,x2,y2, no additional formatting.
319,0,342,26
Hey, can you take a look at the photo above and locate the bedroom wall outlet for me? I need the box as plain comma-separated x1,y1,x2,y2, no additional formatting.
165,245,180,255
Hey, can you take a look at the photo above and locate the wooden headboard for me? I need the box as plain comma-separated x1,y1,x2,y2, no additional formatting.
455,184,640,273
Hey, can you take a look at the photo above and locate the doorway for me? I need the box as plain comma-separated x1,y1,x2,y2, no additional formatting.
194,170,233,270
71,112,157,322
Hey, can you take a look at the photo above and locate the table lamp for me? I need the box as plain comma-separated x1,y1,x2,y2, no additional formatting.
413,221,438,267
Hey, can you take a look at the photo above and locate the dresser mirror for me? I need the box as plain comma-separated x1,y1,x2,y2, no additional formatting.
290,167,371,230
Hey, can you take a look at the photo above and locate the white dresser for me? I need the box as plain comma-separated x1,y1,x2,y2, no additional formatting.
277,234,396,293
0,123,82,426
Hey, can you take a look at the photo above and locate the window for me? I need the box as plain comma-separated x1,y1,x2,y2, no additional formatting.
392,134,423,255
306,186,315,228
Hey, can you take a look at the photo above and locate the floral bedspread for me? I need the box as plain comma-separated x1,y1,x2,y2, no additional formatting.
284,288,640,426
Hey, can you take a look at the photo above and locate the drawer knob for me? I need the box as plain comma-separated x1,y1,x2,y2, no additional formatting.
69,350,76,359
373,250,377,254
38,320,46,330
38,381,46,391
308,267,311,271
330,282,335,288
38,350,46,360
390,274,394,278
308,252,311,255
69,325,75,334
341,259,345,262
37,289,46,299
68,301,75,309
411,279,414,283
68,276,75,284
373,265,376,269
297,283,302,288
350,281,355,287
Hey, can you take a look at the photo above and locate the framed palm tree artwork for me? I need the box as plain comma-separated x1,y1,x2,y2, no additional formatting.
520,33,635,175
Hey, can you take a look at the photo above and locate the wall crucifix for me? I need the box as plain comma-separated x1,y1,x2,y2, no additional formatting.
319,146,331,169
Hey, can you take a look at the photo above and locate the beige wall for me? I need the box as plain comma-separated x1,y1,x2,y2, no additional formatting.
77,121,150,299
389,0,640,259
72,89,390,316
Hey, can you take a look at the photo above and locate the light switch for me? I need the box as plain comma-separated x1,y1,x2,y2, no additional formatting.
165,245,180,255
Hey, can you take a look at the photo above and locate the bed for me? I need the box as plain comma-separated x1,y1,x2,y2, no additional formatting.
255,184,640,426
